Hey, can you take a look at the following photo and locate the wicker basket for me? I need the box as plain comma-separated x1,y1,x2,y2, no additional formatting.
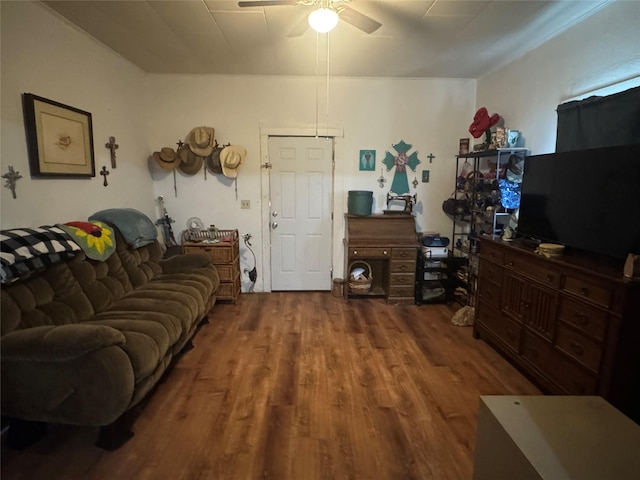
348,261,373,294
182,228,238,243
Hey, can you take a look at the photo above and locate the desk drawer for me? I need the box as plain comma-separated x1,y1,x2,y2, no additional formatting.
389,285,415,298
348,247,391,258
391,260,416,274
390,272,415,286
392,248,417,260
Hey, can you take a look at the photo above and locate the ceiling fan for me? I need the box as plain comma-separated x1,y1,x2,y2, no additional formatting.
237,0,382,36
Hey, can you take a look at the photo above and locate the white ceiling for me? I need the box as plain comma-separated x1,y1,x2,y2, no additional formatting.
42,0,613,78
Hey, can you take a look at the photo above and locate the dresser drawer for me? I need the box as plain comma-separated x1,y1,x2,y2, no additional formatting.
504,251,561,288
522,331,597,395
215,263,236,282
217,274,240,299
476,300,521,353
563,275,612,309
478,259,503,286
391,259,416,274
477,277,502,304
392,247,417,260
348,247,391,258
555,324,603,373
479,241,505,264
558,296,607,341
390,272,415,286
183,244,235,263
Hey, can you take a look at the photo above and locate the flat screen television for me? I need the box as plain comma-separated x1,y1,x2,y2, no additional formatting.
517,143,640,261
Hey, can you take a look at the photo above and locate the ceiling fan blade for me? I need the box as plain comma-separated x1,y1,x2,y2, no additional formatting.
337,5,382,34
288,14,311,37
238,1,300,7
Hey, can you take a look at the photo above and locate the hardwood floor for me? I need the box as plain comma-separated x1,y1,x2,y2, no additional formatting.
1,292,540,479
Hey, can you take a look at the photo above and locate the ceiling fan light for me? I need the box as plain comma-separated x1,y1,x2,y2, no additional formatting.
308,8,339,33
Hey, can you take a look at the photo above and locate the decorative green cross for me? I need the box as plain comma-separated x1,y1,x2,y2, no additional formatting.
382,140,421,195
427,153,435,163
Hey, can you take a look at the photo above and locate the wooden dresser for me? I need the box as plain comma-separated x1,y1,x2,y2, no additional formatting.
474,236,640,423
343,214,418,305
182,229,241,304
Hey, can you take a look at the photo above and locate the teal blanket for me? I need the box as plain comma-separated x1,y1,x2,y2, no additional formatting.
89,208,158,249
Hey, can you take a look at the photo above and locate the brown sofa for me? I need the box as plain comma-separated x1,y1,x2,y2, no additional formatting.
1,219,219,449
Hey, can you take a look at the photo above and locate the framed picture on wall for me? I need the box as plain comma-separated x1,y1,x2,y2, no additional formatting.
22,93,95,178
359,150,376,171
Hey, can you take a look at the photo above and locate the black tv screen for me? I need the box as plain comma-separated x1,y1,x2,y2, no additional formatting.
517,144,640,261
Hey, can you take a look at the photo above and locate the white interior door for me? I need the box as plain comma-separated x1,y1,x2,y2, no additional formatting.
268,136,333,291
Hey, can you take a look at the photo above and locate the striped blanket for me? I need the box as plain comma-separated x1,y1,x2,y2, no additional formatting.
0,226,81,284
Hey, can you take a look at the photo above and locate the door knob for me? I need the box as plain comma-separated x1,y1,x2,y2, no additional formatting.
272,211,278,217
271,221,278,229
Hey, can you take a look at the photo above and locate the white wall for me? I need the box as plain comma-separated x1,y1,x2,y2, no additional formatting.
0,2,153,228
476,0,640,155
144,75,476,291
6,0,636,293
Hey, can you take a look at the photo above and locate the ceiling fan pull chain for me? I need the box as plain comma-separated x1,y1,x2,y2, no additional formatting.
315,31,320,137
326,31,331,136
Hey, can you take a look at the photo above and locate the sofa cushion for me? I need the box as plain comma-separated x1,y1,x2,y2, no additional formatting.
1,256,95,335
86,319,169,381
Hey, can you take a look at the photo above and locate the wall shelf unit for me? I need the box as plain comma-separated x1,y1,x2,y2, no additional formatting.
450,147,527,306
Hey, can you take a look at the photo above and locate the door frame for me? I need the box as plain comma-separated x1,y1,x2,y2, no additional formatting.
259,127,344,292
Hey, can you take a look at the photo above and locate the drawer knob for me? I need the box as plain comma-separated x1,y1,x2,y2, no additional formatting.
508,261,514,267
546,274,554,282
570,342,584,356
383,250,388,255
580,287,589,296
353,250,358,255
575,313,589,325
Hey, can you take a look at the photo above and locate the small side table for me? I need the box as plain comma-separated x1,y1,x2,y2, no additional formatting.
182,229,240,304
473,395,640,480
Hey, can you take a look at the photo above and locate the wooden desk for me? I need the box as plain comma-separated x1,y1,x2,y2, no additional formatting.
343,214,418,305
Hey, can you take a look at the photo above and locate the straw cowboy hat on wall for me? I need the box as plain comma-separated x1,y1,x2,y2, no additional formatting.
220,145,247,179
187,126,215,157
177,144,204,175
152,147,180,170
205,143,224,175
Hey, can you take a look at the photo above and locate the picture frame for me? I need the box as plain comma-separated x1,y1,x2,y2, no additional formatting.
359,150,376,171
22,93,95,178
459,138,470,154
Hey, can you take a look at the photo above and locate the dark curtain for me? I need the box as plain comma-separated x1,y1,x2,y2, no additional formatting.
556,85,640,152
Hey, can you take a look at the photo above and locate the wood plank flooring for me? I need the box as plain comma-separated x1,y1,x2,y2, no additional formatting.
1,292,540,479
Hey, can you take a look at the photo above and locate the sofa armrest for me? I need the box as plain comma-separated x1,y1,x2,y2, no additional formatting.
1,324,126,362
159,252,212,274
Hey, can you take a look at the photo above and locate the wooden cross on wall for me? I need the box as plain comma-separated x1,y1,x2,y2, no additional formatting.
105,136,119,168
100,166,110,186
